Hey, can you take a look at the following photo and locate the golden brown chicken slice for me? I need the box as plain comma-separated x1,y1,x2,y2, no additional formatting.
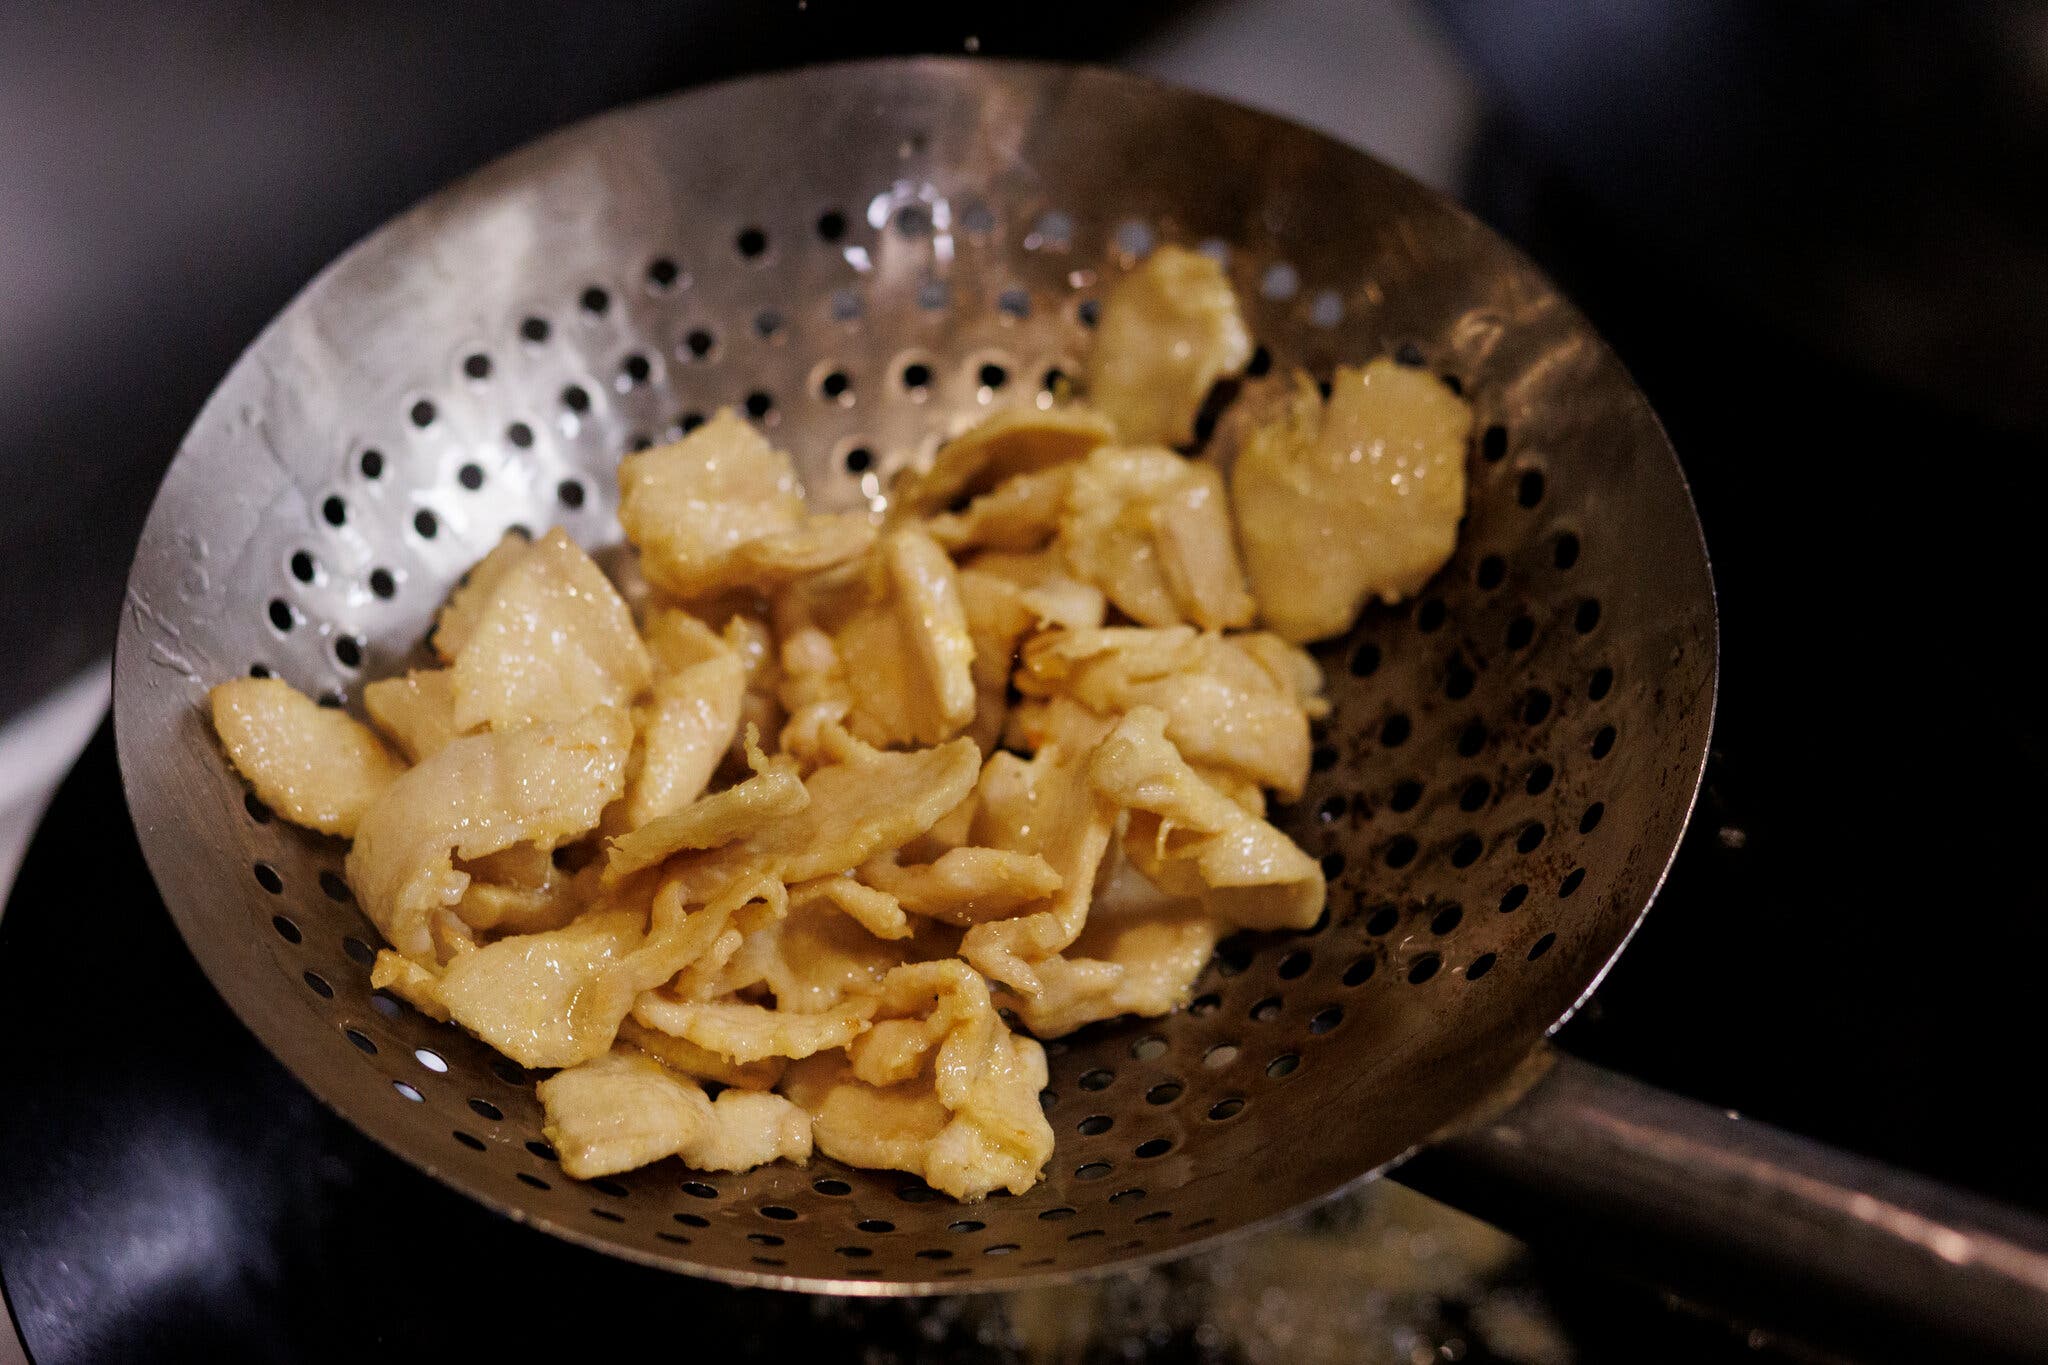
362,669,463,762
618,408,871,599
1233,360,1472,642
783,960,1054,1200
1018,625,1315,799
1090,706,1324,931
1057,445,1255,630
890,405,1115,518
449,528,652,732
210,677,403,837
344,707,631,962
1086,245,1251,447
538,1045,811,1180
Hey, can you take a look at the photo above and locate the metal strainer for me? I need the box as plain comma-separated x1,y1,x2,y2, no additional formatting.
112,58,2048,1348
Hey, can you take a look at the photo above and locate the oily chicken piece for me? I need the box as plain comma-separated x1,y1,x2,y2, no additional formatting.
782,960,1055,1200
603,731,808,884
890,404,1115,518
1017,625,1316,799
538,1045,811,1179
860,847,1063,927
362,669,463,762
449,528,653,732
1086,245,1251,447
1232,360,1472,642
958,701,1117,996
431,530,531,662
776,527,976,750
1057,445,1255,630
617,408,870,599
344,707,631,962
621,650,746,830
1090,706,1324,932
629,996,876,1064
210,676,403,837
1004,850,1217,1037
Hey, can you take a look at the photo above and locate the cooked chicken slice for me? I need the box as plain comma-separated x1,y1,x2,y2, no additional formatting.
787,527,976,749
1018,625,1313,799
538,1045,811,1179
789,874,911,941
622,651,746,829
1090,706,1324,931
716,893,916,1013
618,408,871,599
966,550,1109,631
1086,245,1250,447
890,404,1115,518
1233,360,1472,641
615,1018,787,1090
783,960,1054,1200
958,702,1116,995
603,731,808,883
210,676,403,837
362,668,464,762
1005,852,1218,1037
449,528,652,731
860,847,1063,926
630,996,876,1064
431,530,531,662
436,907,645,1068
926,465,1072,554
1057,445,1255,630
345,707,630,961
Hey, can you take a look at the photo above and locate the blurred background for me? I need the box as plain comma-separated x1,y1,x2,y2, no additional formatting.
5,2,2047,1361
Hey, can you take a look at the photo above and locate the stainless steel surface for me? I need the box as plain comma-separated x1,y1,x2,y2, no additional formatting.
114,58,1719,1292
1412,1052,2048,1360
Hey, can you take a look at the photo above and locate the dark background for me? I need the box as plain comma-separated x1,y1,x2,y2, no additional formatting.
5,2,2047,1360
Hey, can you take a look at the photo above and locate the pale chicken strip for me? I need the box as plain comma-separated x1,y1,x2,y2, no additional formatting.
1090,706,1325,932
362,668,464,762
1233,360,1472,641
210,676,402,837
890,404,1115,518
449,528,653,732
344,707,631,962
618,408,871,599
539,1046,811,1180
1086,245,1250,447
1057,445,1255,630
958,702,1116,995
1018,625,1313,799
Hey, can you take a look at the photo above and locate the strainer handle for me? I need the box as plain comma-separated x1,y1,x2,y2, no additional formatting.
1398,1051,2048,1363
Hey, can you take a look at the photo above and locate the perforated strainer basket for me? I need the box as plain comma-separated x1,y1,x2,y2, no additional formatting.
113,59,2048,1353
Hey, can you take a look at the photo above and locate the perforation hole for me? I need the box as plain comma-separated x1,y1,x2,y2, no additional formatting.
302,970,332,999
